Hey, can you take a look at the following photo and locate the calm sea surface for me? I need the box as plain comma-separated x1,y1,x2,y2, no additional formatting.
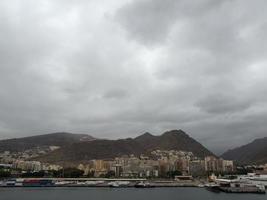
0,187,266,200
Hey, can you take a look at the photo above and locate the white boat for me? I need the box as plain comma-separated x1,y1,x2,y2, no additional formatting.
15,178,24,186
215,178,266,194
85,181,104,186
239,174,267,187
55,181,72,186
76,181,86,185
108,182,120,187
135,181,155,188
108,181,130,188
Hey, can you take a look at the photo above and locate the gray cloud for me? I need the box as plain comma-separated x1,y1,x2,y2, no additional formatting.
196,94,252,114
0,0,267,154
103,89,129,99
115,0,223,46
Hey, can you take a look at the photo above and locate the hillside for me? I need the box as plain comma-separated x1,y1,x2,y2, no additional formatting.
135,130,213,157
221,137,267,165
36,130,214,165
0,132,95,152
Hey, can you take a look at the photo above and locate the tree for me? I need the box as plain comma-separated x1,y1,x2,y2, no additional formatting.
105,171,115,178
86,170,95,178
166,170,182,178
59,168,84,178
21,170,45,178
0,169,11,178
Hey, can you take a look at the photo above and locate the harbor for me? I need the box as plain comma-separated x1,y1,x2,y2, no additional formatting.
205,174,267,194
0,178,200,188
0,175,266,194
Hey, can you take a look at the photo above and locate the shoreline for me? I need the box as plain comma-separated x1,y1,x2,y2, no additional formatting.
0,182,200,188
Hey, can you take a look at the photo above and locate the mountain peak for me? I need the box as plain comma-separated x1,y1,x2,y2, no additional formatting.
162,129,188,137
135,132,154,140
142,132,154,137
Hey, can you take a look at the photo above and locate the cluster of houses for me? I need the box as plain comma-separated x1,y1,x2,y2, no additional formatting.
1,149,234,178
76,150,234,178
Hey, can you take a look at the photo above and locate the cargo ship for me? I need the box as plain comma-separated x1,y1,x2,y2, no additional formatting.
22,179,54,187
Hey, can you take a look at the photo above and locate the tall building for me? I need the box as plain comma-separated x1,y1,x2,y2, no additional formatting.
189,160,205,177
204,156,234,172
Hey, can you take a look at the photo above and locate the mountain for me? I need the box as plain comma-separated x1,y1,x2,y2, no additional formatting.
221,137,267,165
135,130,213,157
0,132,95,152
36,130,214,165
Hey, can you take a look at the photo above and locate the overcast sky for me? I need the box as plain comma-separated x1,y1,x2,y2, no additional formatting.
0,0,267,154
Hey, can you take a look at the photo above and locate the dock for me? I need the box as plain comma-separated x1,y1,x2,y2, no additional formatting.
219,186,266,194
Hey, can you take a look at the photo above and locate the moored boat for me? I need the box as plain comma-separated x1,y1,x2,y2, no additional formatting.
215,178,266,194
134,181,155,188
23,179,54,187
108,181,130,188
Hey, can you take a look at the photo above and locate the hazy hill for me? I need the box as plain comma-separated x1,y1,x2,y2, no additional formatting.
135,130,213,157
221,137,267,164
0,132,95,152
36,130,214,165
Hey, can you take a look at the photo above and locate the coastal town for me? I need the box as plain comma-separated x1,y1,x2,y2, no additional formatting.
1,147,267,194
0,148,235,178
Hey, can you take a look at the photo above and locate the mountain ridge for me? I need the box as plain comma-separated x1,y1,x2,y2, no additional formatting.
0,132,95,152
35,129,214,165
221,136,267,164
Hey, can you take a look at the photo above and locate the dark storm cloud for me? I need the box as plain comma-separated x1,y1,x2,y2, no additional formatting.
0,0,267,154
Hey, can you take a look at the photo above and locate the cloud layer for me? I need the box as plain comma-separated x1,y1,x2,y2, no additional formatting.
1,0,267,154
